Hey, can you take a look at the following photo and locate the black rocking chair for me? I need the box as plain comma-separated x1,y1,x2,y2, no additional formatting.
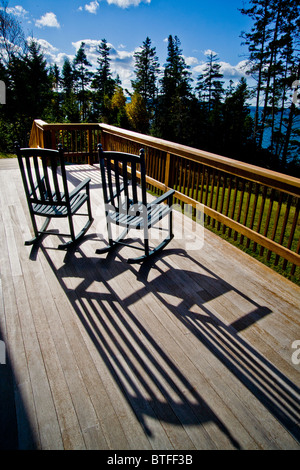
96,144,175,263
15,143,93,249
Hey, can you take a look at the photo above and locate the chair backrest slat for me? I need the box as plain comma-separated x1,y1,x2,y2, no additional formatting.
25,155,38,201
41,156,53,203
16,144,68,207
98,146,145,213
131,161,138,204
106,158,115,207
122,158,129,206
114,160,122,202
49,153,62,203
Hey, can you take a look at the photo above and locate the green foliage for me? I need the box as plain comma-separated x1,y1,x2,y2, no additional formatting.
0,39,53,149
0,3,299,175
240,0,300,170
131,36,160,115
91,39,116,120
125,92,149,133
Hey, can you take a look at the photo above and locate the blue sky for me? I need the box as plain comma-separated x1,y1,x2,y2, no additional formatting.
5,0,254,93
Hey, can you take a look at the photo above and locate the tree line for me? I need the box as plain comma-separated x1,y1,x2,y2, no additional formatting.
0,0,299,175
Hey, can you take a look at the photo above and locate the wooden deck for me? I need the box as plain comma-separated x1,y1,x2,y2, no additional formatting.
0,158,299,450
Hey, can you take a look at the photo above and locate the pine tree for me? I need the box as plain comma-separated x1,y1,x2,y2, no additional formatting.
61,58,74,95
241,0,300,171
153,35,193,143
240,0,273,144
132,37,160,114
92,39,116,120
197,51,224,111
223,77,253,158
22,41,52,123
60,58,79,122
48,63,62,122
4,40,53,144
73,42,93,120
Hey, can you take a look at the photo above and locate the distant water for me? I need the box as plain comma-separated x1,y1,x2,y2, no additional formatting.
249,107,299,151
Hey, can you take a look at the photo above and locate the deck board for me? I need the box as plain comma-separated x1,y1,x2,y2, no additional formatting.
0,159,299,450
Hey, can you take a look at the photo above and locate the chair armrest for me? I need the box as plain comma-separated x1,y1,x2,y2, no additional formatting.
69,178,91,199
147,189,175,207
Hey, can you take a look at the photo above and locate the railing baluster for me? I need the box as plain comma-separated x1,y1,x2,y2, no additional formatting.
29,120,300,278
234,179,245,241
253,185,267,252
274,195,291,266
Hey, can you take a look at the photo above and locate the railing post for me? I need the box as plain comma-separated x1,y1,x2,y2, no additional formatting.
101,130,107,150
51,130,57,150
28,121,300,277
164,152,171,188
88,129,92,165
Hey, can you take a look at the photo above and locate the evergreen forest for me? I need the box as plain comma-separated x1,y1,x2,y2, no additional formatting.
0,0,299,176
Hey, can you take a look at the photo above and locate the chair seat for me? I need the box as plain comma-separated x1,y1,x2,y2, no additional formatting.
16,144,93,250
108,202,171,228
97,145,174,263
32,191,88,217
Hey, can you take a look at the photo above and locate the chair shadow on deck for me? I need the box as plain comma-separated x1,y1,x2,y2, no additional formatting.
40,238,300,449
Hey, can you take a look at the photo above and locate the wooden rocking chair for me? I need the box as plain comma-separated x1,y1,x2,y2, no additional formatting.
15,143,93,249
96,144,175,263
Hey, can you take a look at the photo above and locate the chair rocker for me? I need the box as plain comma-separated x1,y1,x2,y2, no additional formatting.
96,144,175,263
16,143,93,250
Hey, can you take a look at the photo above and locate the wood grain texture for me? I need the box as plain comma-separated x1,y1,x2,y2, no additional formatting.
0,159,299,450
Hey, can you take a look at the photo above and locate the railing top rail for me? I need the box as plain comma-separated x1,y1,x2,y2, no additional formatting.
31,120,300,196
99,123,300,197
34,120,100,131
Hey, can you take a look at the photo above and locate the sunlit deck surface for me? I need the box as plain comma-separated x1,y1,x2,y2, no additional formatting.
0,158,299,450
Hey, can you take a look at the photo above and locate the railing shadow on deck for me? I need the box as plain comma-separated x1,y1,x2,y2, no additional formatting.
38,236,300,449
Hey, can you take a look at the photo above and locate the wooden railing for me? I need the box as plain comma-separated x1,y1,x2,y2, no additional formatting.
29,119,300,279
29,119,101,164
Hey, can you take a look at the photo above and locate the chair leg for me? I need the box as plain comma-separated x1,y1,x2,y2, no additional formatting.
127,209,174,264
58,207,94,250
127,236,174,264
96,226,129,255
25,216,51,246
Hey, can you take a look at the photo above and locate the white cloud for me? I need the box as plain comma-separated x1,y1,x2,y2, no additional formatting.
81,0,150,11
27,37,71,67
30,38,58,53
72,39,136,90
35,12,60,29
6,5,29,18
184,56,199,67
219,61,248,79
72,39,102,58
106,0,151,7
204,49,218,57
193,58,248,79
84,1,100,14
